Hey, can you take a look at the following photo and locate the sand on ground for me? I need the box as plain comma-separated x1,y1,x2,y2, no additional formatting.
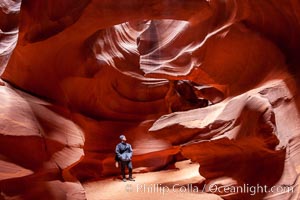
83,160,223,200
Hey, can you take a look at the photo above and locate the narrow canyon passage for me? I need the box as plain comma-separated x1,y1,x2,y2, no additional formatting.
0,0,300,200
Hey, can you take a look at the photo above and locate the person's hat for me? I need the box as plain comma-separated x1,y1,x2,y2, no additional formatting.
119,135,126,140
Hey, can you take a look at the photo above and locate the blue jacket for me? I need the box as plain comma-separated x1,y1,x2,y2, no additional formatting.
115,142,133,161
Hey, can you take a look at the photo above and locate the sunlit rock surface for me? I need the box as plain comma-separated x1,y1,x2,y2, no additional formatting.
0,84,85,199
0,0,20,78
1,0,300,199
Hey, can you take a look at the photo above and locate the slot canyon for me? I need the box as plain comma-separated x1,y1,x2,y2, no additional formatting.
0,0,300,199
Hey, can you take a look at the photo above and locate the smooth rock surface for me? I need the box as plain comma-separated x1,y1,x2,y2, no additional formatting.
1,0,300,199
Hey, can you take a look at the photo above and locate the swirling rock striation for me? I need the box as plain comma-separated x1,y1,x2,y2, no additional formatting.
0,0,300,199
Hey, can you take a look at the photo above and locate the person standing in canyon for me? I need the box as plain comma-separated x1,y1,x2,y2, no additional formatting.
115,135,135,182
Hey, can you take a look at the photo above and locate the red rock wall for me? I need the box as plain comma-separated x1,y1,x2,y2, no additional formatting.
1,0,300,199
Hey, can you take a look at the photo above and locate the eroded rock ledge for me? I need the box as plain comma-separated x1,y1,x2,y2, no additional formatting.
1,0,300,199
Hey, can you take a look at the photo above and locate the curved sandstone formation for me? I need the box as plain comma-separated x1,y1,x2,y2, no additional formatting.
1,0,300,199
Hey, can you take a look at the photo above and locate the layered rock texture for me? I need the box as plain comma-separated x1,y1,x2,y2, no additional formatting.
1,0,300,199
